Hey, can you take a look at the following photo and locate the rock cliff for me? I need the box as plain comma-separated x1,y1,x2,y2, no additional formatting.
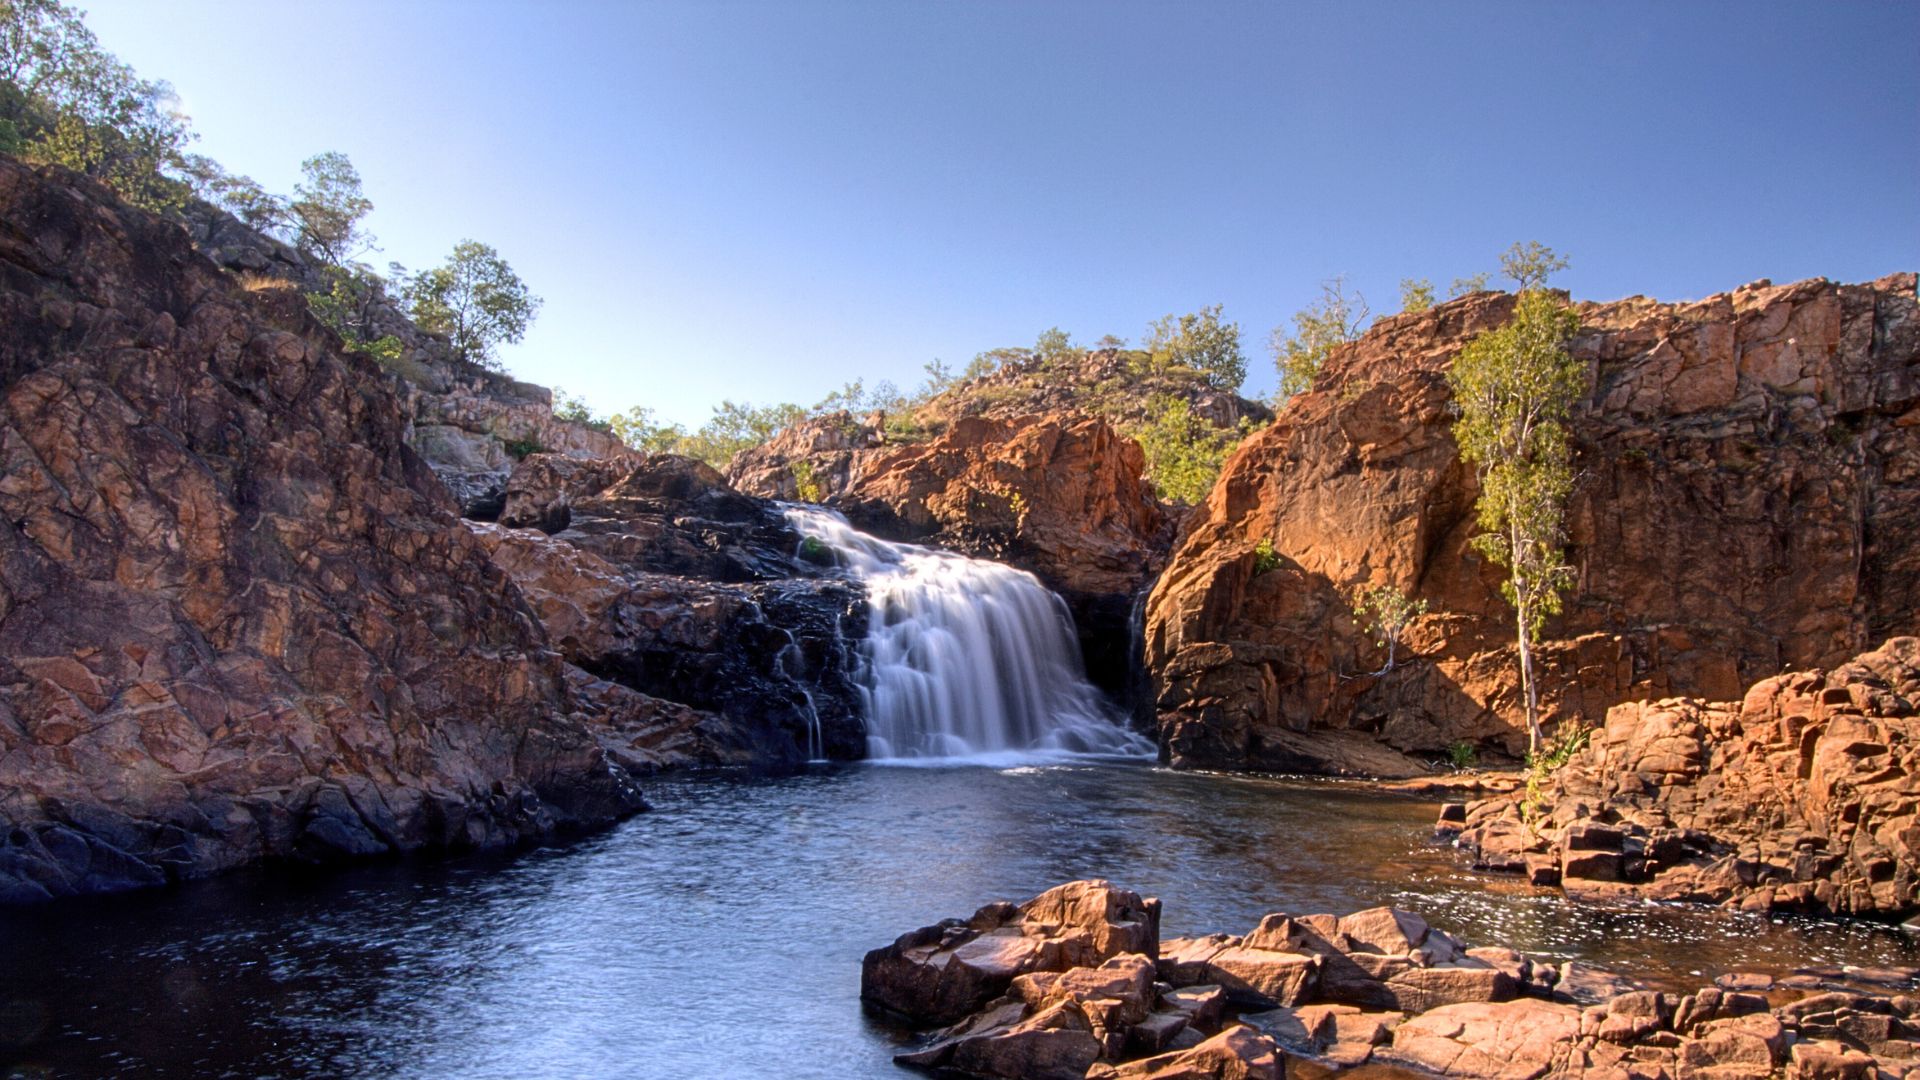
1449,637,1920,919
733,411,1168,692
182,199,632,518
0,158,643,902
1145,275,1920,776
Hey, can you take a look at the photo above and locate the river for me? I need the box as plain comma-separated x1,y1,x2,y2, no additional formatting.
2,760,1914,1079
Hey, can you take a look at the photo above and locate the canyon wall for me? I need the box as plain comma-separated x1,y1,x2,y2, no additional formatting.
1145,275,1920,776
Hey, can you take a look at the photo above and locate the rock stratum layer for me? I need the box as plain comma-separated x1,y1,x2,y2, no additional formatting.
1146,275,1920,777
0,158,644,902
1450,638,1920,919
868,881,1920,1080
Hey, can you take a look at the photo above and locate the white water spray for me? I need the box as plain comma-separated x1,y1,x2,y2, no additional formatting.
785,506,1154,763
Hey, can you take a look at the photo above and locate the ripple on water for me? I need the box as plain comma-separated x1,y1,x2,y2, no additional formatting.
0,762,1914,1079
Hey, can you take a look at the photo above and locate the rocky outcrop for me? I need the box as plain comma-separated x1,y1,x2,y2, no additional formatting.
871,881,1920,1080
1448,638,1920,919
733,412,1170,693
1145,275,1920,777
471,452,869,769
181,197,632,518
0,158,643,902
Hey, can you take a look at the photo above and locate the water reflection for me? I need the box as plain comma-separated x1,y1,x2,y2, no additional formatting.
1,763,1913,1079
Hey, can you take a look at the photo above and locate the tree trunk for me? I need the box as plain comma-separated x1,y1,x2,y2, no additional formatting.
1517,602,1541,756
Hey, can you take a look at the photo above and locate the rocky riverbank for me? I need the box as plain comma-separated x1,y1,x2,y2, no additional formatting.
865,880,1920,1080
1446,638,1920,920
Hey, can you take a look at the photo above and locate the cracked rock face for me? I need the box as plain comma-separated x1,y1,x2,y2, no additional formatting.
1451,637,1920,920
0,159,642,903
1144,275,1920,777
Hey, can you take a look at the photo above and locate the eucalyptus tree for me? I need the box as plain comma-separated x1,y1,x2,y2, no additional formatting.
1446,243,1582,753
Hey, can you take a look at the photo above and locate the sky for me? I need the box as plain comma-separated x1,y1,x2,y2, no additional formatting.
83,0,1920,428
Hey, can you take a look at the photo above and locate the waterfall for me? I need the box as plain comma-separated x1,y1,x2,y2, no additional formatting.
784,506,1154,763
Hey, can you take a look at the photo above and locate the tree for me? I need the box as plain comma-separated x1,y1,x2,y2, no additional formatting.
1446,249,1583,753
1449,272,1492,298
180,153,290,232
290,152,374,267
1131,395,1257,505
1399,278,1435,314
404,239,541,368
1352,583,1429,674
1094,333,1127,350
1143,303,1246,392
1499,241,1570,292
1034,326,1076,364
1269,277,1368,400
4,0,196,212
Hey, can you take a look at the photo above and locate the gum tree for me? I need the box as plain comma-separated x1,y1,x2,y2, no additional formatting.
1446,243,1582,753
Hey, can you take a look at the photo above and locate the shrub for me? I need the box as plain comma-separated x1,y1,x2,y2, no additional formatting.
1445,740,1479,770
1131,395,1255,505
1252,537,1280,575
1142,304,1246,392
790,460,822,503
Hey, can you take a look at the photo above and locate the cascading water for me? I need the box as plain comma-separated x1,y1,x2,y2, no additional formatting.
785,506,1155,762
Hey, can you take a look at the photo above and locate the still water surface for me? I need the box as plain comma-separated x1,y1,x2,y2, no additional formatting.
3,762,1915,1079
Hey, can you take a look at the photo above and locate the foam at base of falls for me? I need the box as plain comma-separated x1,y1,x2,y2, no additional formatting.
784,506,1154,763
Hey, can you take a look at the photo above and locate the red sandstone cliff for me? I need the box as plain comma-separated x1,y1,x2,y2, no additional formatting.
1144,275,1920,776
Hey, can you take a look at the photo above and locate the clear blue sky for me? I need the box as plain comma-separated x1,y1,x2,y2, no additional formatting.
85,1,1919,427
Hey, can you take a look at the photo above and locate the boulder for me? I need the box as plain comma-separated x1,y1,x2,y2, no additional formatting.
1457,638,1920,917
863,881,1161,1026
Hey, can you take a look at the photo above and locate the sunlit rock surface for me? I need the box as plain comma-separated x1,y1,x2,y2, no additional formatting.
872,880,1920,1080
1145,275,1920,776
1451,637,1920,919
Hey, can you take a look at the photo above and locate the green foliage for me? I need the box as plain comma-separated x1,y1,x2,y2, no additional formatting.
1449,271,1492,298
503,436,542,460
1499,241,1570,293
797,535,834,566
549,387,612,434
180,154,289,232
790,459,822,503
289,151,374,267
403,239,541,369
1094,333,1128,350
1447,248,1583,753
306,263,387,347
1445,740,1479,770
1352,583,1430,673
1251,537,1280,576
3,0,196,212
1400,278,1435,314
1130,394,1255,505
1034,326,1076,364
1521,723,1590,824
1143,304,1246,392
1269,277,1368,401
